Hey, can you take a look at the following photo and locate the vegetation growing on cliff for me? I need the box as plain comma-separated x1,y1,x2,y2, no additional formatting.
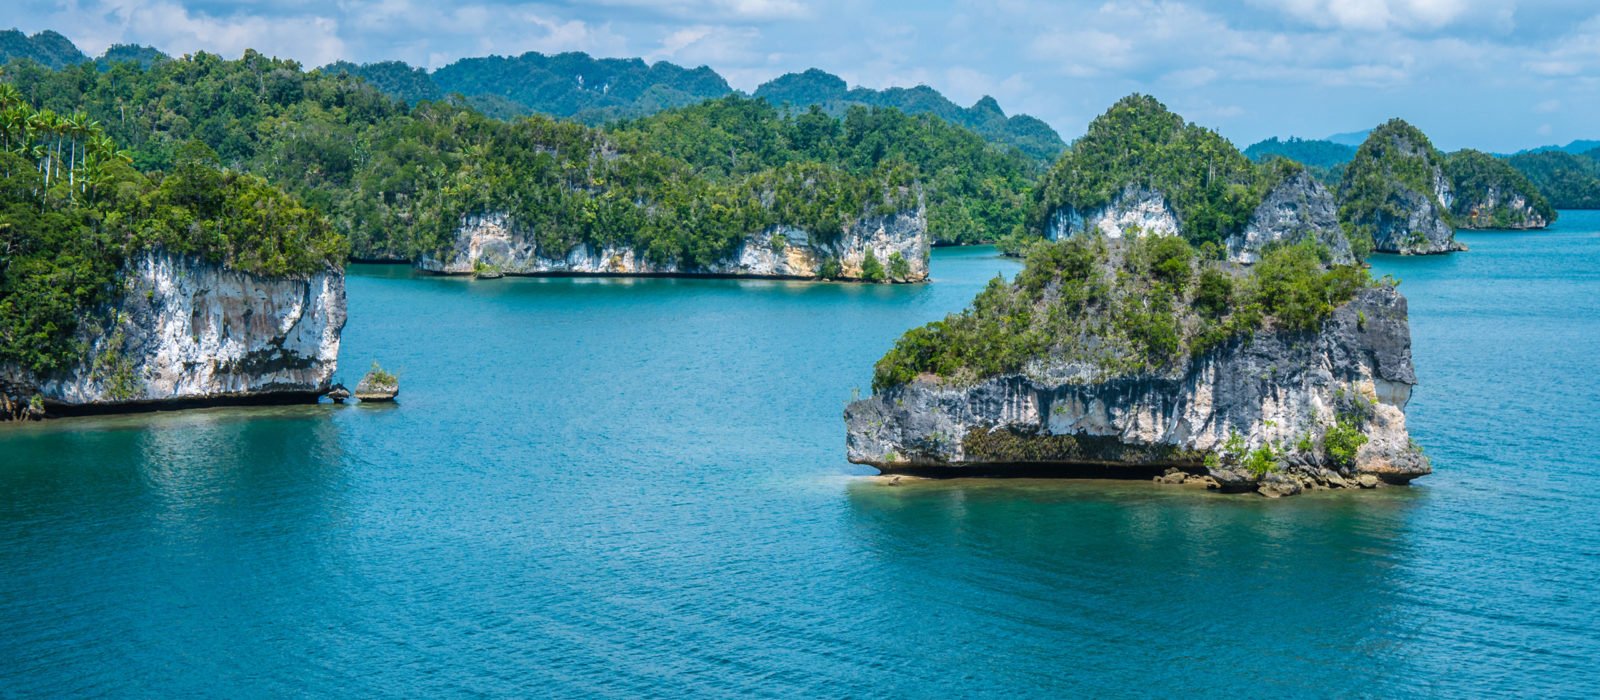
1336,119,1452,256
871,234,1372,392
1027,95,1268,250
1444,149,1556,228
2,52,982,262
609,96,1036,244
0,88,342,374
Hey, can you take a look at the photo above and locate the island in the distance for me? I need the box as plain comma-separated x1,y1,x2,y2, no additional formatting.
846,96,1430,497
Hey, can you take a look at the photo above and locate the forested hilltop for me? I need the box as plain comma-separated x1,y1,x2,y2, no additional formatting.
0,85,343,379
1508,151,1600,209
1027,95,1279,253
2,50,1037,265
1444,149,1555,229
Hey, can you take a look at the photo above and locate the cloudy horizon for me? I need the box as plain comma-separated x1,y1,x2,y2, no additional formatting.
10,0,1600,152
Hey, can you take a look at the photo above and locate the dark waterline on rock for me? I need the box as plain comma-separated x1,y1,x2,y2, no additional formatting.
3,226,1600,695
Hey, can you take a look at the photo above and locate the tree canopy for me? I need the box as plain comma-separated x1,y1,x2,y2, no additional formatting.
0,87,343,375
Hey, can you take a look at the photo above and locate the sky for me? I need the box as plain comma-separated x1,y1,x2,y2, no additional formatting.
10,0,1600,152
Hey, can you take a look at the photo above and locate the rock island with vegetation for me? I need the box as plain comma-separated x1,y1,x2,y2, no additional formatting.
847,97,1430,497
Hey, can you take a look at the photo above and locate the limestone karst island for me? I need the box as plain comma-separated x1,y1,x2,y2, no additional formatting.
3,4,1599,697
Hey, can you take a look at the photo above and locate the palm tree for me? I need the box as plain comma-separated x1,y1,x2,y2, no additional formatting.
0,84,21,111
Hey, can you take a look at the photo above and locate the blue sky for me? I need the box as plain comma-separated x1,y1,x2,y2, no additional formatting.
12,0,1600,152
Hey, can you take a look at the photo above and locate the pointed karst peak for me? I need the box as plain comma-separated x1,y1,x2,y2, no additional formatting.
971,95,1005,118
1362,118,1437,152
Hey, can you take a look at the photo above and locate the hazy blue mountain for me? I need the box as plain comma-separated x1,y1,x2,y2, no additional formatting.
1514,139,1600,156
0,29,87,68
1325,129,1372,146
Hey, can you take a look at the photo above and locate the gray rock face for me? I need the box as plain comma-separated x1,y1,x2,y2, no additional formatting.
1454,185,1550,230
1370,185,1463,255
1,250,346,415
844,286,1430,491
1046,184,1182,241
417,205,929,282
1228,171,1354,264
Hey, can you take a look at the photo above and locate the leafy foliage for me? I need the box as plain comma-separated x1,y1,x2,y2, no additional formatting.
3,54,926,264
1029,94,1264,250
1507,151,1600,209
1323,417,1369,468
0,91,342,375
871,234,1373,391
609,96,1036,243
1444,149,1556,227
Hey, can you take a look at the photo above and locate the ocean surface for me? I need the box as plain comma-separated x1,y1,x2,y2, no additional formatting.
3,216,1599,697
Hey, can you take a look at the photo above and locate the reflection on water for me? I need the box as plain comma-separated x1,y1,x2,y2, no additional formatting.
844,478,1428,694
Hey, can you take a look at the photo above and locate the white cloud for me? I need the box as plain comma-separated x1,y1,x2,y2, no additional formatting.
1261,0,1506,32
646,24,762,70
46,0,347,66
586,0,810,22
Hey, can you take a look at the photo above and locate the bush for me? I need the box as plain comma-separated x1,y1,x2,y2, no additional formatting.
1324,418,1368,468
861,249,886,282
819,257,842,280
887,251,911,280
1242,443,1280,477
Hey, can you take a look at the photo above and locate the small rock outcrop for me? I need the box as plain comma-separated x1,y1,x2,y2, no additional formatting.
1045,184,1182,241
417,205,929,283
1445,149,1556,230
1,251,346,416
1338,119,1464,255
1227,167,1355,264
354,363,398,402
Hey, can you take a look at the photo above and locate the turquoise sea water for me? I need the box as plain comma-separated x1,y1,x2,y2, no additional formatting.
3,217,1599,697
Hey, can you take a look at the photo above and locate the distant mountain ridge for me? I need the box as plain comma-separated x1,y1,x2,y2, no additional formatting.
0,29,86,68
1513,140,1600,156
1,28,168,70
2,30,1067,160
753,69,1064,159
328,56,1064,159
1325,129,1372,147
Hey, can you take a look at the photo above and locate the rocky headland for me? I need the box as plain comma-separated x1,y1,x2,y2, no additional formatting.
2,250,346,418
